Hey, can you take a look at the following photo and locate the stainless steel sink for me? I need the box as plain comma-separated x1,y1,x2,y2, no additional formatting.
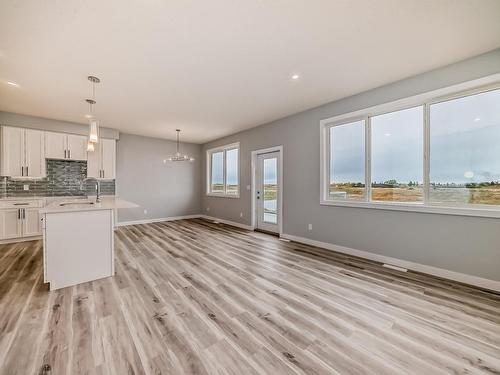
59,201,95,207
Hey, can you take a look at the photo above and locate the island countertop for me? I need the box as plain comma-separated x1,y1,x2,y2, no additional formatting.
40,196,138,214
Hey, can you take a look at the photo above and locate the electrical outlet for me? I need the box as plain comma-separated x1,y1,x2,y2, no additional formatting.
246,185,251,190
23,184,29,191
143,209,148,215
308,224,312,231
206,207,210,212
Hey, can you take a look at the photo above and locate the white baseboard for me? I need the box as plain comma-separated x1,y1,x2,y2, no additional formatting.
0,235,42,245
199,215,254,231
281,233,500,293
116,214,202,227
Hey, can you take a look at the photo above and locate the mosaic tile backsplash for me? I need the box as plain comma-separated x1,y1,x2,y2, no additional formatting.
0,159,115,198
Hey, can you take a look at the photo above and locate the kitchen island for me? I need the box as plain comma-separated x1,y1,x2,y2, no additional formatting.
41,197,137,290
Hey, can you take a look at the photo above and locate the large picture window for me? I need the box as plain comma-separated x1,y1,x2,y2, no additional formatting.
321,82,500,217
207,143,240,197
429,89,500,205
329,119,365,201
371,106,423,202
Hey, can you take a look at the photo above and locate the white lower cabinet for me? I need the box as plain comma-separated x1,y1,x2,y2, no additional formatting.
23,208,42,237
0,201,43,240
0,209,23,239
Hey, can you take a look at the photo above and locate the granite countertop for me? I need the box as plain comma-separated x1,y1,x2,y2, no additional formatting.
40,196,138,214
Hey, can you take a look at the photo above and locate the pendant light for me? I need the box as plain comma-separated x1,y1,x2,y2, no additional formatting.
167,129,194,162
85,76,100,150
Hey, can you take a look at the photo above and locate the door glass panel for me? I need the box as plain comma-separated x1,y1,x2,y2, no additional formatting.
263,158,277,224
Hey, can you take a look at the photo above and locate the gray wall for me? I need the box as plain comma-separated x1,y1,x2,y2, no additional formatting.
201,48,500,282
116,133,201,223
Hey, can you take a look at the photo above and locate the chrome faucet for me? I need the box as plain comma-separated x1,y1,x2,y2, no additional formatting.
81,177,101,203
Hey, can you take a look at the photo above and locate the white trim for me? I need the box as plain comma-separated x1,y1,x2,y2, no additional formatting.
200,215,254,230
251,145,283,236
0,235,42,244
281,233,500,292
320,74,500,218
206,142,240,198
116,214,202,227
319,74,500,127
318,200,500,218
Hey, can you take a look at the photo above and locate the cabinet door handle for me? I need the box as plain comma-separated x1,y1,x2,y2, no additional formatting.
21,166,24,176
18,209,21,220
68,149,71,159
26,166,28,176
102,170,104,178
22,208,25,219
64,149,66,158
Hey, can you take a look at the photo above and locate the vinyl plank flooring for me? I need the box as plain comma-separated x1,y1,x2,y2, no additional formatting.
0,218,499,374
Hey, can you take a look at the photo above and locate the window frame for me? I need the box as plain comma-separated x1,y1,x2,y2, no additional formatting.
206,142,240,198
320,74,500,218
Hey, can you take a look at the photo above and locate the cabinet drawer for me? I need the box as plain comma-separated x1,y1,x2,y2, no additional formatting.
0,200,44,209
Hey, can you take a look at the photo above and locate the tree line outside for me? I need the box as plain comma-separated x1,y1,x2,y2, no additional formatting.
329,180,500,204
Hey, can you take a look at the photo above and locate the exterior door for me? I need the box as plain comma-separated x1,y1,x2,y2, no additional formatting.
256,151,280,233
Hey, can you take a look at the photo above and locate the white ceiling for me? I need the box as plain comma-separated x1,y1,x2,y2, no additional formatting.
1,0,500,144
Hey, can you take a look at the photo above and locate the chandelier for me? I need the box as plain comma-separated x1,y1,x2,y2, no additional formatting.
168,129,194,162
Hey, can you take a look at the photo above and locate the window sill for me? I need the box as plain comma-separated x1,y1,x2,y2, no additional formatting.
320,199,500,218
206,193,240,199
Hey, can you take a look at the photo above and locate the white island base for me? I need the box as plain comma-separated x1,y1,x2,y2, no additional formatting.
43,209,114,290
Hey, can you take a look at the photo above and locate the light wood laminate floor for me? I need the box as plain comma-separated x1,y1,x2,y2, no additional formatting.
0,219,499,374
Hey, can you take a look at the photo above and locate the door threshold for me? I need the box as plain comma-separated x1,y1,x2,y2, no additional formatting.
254,228,279,237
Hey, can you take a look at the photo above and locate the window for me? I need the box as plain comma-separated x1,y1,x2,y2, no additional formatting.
207,143,239,197
321,81,500,217
371,106,423,202
429,89,500,206
328,119,366,201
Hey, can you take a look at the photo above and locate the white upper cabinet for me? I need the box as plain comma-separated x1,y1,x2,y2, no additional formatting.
66,134,88,161
101,138,116,179
25,129,46,178
44,132,66,159
1,126,45,178
45,132,88,161
87,138,116,180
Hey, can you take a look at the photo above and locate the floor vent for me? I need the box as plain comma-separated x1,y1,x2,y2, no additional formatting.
383,263,408,272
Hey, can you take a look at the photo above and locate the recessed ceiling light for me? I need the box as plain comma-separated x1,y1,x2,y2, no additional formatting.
6,81,19,87
474,117,481,122
291,74,300,80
